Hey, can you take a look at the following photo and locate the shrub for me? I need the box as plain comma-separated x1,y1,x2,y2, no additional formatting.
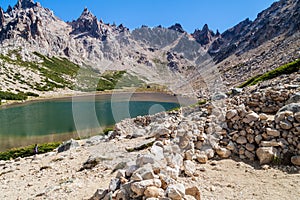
0,142,61,160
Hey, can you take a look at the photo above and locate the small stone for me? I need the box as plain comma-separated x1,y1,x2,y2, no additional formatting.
185,186,201,200
196,153,208,164
136,154,155,167
216,147,231,158
294,112,300,123
279,120,293,130
185,149,195,160
90,189,108,200
245,150,255,160
266,128,280,137
260,141,281,147
116,170,126,178
291,156,300,166
184,160,196,177
132,165,155,181
226,141,235,151
259,113,268,120
144,186,164,198
256,147,277,165
243,112,259,124
226,109,238,120
261,165,270,170
245,143,255,152
255,135,263,144
109,178,120,192
166,184,186,200
236,136,247,144
131,179,162,196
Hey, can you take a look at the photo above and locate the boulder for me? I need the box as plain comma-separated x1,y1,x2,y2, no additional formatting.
57,139,79,153
256,147,277,165
278,103,300,113
287,92,300,104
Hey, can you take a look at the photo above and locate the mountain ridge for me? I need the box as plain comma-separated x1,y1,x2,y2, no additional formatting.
0,0,299,98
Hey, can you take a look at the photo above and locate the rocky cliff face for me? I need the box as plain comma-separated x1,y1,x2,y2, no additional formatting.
0,0,299,96
210,0,300,63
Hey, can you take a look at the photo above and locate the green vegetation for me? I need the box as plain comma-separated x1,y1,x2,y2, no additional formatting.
102,127,114,135
0,142,61,161
239,59,300,88
0,91,28,101
168,106,181,112
33,52,80,91
126,140,155,152
96,70,144,91
0,50,81,91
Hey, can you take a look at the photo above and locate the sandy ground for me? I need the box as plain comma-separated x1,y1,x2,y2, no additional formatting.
0,136,299,200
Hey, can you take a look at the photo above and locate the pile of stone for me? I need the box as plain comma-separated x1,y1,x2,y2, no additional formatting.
90,72,300,199
90,140,201,200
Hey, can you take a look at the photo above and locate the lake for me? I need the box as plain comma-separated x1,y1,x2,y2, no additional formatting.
0,92,194,151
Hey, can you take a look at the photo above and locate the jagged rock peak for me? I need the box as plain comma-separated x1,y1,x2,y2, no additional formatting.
192,24,216,46
79,7,96,20
14,0,36,10
168,23,185,33
202,24,209,32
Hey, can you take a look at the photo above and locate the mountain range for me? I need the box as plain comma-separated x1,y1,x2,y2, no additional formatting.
0,0,299,97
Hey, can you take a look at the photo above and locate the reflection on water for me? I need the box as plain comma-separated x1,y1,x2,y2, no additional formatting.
0,93,184,151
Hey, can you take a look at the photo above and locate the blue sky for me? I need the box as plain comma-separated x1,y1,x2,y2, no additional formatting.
1,0,277,33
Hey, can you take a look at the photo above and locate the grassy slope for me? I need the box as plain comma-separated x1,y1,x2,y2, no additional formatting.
239,59,300,88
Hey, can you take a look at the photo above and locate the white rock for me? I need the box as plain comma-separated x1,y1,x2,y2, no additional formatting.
166,184,185,200
183,160,196,177
136,154,155,167
131,179,162,196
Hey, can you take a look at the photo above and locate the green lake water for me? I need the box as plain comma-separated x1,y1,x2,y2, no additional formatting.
0,93,187,151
